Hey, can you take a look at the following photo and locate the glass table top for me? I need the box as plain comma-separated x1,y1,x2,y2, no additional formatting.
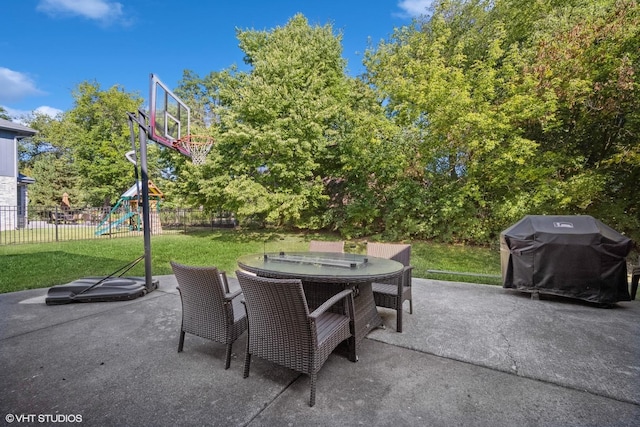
237,251,403,283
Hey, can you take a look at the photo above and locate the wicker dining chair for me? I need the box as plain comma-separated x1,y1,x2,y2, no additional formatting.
366,243,414,333
236,270,355,407
171,261,248,369
309,240,345,253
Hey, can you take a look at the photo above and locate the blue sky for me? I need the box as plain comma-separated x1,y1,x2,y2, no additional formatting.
1,0,432,121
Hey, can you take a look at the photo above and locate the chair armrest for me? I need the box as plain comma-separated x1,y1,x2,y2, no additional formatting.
220,271,240,300
309,289,353,320
402,265,413,278
403,265,414,282
219,271,231,293
224,289,242,301
395,265,414,292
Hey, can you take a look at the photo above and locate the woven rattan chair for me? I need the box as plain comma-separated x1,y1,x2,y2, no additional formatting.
366,242,414,333
309,240,345,253
171,261,247,369
236,270,355,407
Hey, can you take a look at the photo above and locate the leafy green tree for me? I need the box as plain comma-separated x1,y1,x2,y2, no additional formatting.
523,0,640,237
326,78,419,238
175,69,223,130
25,81,167,207
67,82,159,206
26,153,80,207
22,112,80,206
65,82,142,206
364,0,639,243
26,4,631,243
194,14,354,228
19,112,61,171
365,1,533,241
162,69,229,206
0,106,11,120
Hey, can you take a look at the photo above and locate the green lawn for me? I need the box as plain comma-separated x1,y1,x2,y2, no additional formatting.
0,229,502,293
0,225,105,245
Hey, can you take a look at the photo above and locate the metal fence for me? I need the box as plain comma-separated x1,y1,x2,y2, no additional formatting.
0,206,236,245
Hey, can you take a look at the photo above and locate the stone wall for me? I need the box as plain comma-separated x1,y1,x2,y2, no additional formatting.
0,176,16,230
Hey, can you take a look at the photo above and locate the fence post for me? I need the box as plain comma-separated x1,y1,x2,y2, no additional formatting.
54,206,59,242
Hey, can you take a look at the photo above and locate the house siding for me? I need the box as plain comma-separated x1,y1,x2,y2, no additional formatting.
0,119,37,231
0,130,17,177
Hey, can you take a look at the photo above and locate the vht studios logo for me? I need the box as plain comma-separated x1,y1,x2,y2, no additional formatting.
5,413,83,423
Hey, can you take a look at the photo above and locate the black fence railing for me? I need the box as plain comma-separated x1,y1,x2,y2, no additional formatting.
0,206,236,245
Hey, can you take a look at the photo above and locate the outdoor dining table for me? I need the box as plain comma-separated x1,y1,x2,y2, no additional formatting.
237,251,404,355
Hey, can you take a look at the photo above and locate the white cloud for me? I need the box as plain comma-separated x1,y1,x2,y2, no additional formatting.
0,68,45,103
34,106,64,118
2,106,27,120
1,105,63,124
37,0,124,23
397,0,434,17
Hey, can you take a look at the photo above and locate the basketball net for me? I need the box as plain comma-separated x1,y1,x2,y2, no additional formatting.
175,135,213,165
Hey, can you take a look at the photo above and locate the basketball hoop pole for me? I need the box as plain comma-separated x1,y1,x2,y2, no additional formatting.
127,110,153,291
124,73,208,291
139,115,153,290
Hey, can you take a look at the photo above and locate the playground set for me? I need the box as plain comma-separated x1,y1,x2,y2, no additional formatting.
46,74,212,305
94,180,164,236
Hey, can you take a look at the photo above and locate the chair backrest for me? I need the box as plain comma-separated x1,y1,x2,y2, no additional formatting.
236,270,315,367
366,242,411,267
309,240,344,253
171,261,232,340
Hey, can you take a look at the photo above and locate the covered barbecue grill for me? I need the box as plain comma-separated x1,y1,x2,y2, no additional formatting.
500,215,632,304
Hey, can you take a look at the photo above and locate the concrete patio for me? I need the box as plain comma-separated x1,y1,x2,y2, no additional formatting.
1,276,638,426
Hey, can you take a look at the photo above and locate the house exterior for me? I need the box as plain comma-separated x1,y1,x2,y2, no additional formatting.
0,118,37,230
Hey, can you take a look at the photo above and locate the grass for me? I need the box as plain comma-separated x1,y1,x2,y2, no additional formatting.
0,229,502,293
0,225,104,245
0,225,179,245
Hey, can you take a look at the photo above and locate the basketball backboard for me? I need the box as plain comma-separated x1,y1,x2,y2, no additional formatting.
149,74,191,156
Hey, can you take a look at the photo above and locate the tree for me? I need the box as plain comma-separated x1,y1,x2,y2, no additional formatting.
20,112,77,206
27,81,162,207
0,106,11,120
523,0,640,236
26,153,80,207
193,14,354,228
365,0,535,241
162,69,229,208
364,0,640,243
328,78,420,238
19,112,62,171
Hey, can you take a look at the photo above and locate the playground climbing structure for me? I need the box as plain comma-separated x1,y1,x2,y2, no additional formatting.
95,181,164,236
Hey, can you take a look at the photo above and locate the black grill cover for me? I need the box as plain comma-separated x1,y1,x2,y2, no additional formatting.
501,215,632,303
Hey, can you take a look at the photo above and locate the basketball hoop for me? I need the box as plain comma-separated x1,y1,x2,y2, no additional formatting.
175,135,213,165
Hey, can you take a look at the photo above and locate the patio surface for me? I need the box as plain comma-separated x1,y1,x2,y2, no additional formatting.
1,276,639,426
